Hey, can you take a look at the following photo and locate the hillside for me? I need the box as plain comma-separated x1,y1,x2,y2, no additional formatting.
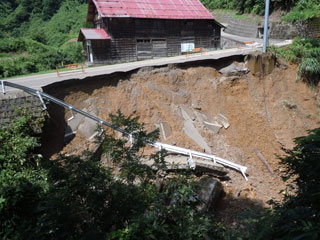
0,0,88,78
0,0,319,79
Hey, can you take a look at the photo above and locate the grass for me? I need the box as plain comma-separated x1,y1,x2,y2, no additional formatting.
0,53,12,58
283,98,297,109
212,9,261,23
2,64,86,80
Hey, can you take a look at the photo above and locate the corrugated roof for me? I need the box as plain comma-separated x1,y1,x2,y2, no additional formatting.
90,0,214,20
78,28,111,41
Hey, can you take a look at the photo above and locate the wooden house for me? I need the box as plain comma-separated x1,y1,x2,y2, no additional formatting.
78,0,224,64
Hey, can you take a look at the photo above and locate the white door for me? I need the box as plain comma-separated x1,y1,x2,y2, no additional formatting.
87,40,93,63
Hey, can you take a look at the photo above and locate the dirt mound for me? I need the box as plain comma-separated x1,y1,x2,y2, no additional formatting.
47,59,320,206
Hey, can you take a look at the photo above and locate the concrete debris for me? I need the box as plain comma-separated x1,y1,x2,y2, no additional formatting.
143,155,228,177
156,122,172,140
192,102,202,110
218,113,230,129
181,107,212,154
219,62,249,77
195,159,228,176
67,113,84,133
77,107,99,140
64,112,84,143
219,76,240,83
246,52,276,76
181,106,196,121
203,120,223,134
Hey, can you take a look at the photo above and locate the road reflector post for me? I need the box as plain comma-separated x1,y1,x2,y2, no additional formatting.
56,67,60,77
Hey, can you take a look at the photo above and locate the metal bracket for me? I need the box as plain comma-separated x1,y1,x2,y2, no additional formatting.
36,91,47,110
187,150,196,169
99,120,104,135
1,81,5,94
67,106,75,121
241,167,248,181
212,156,216,164
129,134,133,147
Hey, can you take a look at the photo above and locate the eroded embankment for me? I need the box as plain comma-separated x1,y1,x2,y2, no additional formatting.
42,56,320,206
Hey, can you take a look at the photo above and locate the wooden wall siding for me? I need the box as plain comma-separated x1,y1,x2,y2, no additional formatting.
88,18,221,64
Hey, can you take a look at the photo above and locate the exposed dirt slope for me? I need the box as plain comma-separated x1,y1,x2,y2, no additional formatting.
48,60,320,206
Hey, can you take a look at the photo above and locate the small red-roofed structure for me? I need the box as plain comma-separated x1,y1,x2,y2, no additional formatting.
78,0,224,64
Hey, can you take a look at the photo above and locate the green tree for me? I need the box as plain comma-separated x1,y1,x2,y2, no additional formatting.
0,111,219,239
0,112,48,239
262,128,320,239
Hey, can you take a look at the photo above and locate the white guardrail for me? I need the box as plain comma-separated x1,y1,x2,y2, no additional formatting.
1,80,248,180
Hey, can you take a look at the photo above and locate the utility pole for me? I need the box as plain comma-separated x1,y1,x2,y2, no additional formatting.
263,0,270,53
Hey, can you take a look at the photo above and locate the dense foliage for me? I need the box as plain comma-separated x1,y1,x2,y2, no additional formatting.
0,111,220,239
282,0,320,22
0,0,88,79
264,128,320,239
201,0,319,20
0,38,84,78
270,37,320,85
201,0,299,15
1,108,320,239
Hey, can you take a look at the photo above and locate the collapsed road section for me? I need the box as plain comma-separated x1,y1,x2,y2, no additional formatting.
1,80,248,180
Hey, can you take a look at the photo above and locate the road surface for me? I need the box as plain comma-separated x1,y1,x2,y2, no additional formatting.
3,38,291,92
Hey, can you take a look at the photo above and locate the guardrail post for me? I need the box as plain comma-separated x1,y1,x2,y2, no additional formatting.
129,134,134,147
56,67,60,77
1,81,5,94
187,150,195,169
36,91,47,110
67,106,75,121
99,120,105,136
241,168,248,181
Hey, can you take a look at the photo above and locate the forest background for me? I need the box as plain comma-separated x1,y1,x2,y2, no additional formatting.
0,0,319,78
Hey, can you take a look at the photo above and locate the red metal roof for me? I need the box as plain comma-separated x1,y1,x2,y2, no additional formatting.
78,28,111,41
91,0,214,20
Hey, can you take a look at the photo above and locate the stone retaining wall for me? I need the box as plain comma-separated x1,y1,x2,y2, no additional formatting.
0,91,45,127
307,17,320,38
224,18,261,38
269,22,299,39
215,12,301,40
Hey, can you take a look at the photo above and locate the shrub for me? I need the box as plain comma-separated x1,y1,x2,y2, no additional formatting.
262,128,320,239
270,38,320,85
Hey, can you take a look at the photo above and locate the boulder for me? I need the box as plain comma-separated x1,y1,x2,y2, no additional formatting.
197,177,222,210
219,62,249,77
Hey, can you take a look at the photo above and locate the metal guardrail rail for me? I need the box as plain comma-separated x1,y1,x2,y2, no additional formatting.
1,80,248,180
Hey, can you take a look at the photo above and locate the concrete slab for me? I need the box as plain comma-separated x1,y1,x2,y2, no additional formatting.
203,120,223,134
67,113,84,132
180,106,196,121
183,119,212,154
77,107,99,140
159,122,172,140
218,113,230,129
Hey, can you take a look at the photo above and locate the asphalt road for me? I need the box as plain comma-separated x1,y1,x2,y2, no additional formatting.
3,38,290,92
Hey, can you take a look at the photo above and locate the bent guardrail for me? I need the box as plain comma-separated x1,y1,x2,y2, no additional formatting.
1,80,248,180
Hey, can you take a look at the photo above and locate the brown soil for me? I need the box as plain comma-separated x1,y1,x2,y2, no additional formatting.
46,59,320,211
